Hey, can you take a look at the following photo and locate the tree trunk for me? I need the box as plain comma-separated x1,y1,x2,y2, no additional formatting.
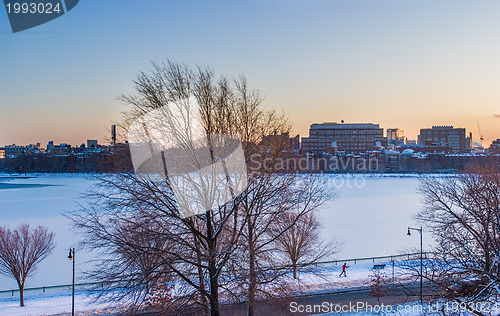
209,274,220,316
247,222,256,316
18,281,25,307
206,211,220,316
195,236,210,316
292,259,297,279
208,246,220,316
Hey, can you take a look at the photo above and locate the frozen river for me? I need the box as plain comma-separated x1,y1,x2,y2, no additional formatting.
319,175,431,258
0,174,430,291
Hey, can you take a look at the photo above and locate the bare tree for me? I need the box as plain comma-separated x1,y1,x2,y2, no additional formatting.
0,224,55,307
73,173,240,316
416,165,500,315
73,63,257,315
72,61,337,316
271,206,340,279
238,174,339,316
369,269,389,305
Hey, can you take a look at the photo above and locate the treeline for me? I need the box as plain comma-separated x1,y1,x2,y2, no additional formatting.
3,149,500,174
300,153,500,173
0,144,133,173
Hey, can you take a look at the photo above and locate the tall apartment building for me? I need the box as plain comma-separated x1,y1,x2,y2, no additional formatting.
417,126,470,153
387,128,405,147
301,122,387,154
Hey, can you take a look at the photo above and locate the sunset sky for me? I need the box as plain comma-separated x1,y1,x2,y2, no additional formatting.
1,0,499,147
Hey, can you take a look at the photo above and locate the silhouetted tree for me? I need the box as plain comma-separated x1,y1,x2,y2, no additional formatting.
271,209,340,279
0,224,55,307
369,269,389,305
415,165,500,314
72,61,336,316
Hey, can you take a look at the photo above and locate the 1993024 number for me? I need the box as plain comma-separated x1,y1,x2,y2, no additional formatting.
5,2,62,14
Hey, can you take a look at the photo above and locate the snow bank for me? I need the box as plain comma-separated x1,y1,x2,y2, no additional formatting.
0,291,118,316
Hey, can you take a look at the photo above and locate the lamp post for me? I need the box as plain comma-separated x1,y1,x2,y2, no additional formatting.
68,248,75,316
407,226,423,304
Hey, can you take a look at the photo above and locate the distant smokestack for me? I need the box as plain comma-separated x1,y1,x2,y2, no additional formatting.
111,125,116,145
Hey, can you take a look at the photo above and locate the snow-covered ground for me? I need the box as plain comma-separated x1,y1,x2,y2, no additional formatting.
0,173,430,315
285,262,411,296
0,261,411,316
0,291,119,316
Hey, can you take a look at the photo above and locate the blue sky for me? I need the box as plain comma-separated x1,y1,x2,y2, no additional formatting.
1,0,500,146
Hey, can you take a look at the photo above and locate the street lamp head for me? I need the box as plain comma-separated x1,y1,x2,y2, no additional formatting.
68,249,73,260
407,228,411,236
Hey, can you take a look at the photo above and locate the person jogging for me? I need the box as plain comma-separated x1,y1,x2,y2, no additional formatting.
339,263,349,277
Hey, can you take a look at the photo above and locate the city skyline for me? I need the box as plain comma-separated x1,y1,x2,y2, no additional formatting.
1,1,500,146
0,120,495,149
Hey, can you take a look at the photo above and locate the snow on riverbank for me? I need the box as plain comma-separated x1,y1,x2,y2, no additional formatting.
285,262,412,296
0,291,119,316
0,261,413,316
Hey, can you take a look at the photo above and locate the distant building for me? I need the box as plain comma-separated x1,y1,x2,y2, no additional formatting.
406,139,417,145
387,128,406,147
466,132,473,152
490,139,500,154
46,141,71,155
0,144,40,157
87,140,98,148
418,126,469,153
301,122,387,154
111,125,117,145
0,149,4,159
47,141,55,151
261,133,300,152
